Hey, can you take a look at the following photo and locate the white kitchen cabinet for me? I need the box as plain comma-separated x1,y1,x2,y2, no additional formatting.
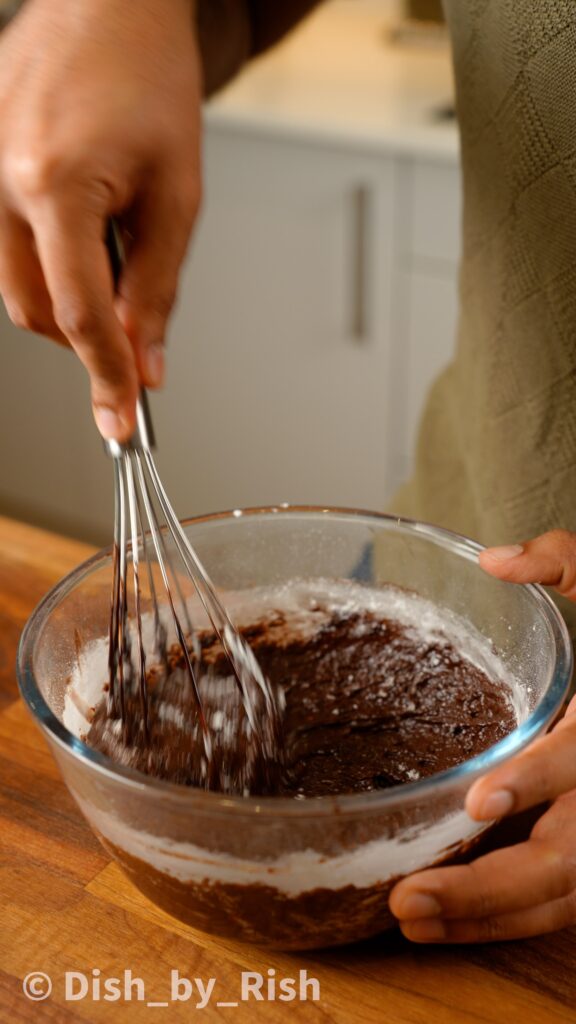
153,129,461,522
387,266,459,489
152,129,397,518
0,328,113,540
408,159,461,266
384,155,461,495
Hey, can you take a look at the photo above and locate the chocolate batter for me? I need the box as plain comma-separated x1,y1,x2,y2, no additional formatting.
86,603,516,796
83,592,518,948
96,833,486,949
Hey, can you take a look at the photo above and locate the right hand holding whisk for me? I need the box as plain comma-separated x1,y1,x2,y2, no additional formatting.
0,0,202,441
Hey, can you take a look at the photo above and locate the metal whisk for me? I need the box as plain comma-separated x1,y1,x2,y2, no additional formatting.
103,224,281,784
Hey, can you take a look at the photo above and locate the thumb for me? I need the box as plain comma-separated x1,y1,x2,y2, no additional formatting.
115,175,200,389
479,530,576,600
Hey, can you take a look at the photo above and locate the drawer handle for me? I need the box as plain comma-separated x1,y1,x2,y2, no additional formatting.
350,184,370,343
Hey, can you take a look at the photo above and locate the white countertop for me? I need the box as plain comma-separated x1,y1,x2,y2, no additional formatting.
205,0,459,162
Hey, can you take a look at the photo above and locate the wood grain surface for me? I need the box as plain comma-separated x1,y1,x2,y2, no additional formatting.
1,514,575,1023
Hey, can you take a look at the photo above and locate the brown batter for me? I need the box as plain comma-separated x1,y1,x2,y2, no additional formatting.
83,595,519,948
96,831,486,949
86,604,516,797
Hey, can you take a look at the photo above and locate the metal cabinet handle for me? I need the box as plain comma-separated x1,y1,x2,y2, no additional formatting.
350,184,371,343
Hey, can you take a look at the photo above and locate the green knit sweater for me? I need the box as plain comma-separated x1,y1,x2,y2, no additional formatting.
389,0,576,637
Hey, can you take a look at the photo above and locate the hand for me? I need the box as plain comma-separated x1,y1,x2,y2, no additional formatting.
389,530,576,942
0,0,202,440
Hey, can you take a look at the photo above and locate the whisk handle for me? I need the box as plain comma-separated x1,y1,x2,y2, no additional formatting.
105,391,156,457
104,219,156,456
106,219,124,288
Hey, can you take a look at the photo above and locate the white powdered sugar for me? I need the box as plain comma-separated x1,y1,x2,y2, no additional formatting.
74,795,487,896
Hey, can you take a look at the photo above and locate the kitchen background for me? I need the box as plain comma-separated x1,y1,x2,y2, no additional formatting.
0,0,460,545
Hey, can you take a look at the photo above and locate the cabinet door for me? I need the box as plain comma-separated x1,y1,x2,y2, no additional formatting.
0,314,112,542
384,157,461,497
153,129,396,517
388,267,459,490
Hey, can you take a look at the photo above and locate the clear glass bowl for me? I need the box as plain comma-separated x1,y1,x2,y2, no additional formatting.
17,507,572,949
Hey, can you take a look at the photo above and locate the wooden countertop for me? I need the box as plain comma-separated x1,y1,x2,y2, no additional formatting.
1,514,575,1023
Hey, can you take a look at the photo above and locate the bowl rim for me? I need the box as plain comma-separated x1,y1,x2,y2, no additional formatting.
16,505,574,819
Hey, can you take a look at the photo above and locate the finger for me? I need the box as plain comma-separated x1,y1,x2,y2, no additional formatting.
115,172,200,389
0,210,68,346
479,530,576,599
465,715,576,820
399,890,576,943
389,836,573,923
31,200,139,440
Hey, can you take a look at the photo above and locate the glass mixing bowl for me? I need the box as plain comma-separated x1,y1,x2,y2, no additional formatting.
17,508,572,949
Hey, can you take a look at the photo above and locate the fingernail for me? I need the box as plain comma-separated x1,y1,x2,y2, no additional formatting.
143,342,165,388
94,406,125,440
397,893,442,919
483,544,524,562
404,919,446,941
477,788,515,819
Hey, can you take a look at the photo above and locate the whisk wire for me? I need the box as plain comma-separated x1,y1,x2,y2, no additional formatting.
104,219,278,786
132,449,211,750
107,459,122,719
144,452,273,731
115,457,127,727
124,453,149,743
